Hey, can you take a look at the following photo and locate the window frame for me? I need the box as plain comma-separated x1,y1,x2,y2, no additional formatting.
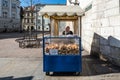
12,3,16,9
2,0,8,7
3,11,8,18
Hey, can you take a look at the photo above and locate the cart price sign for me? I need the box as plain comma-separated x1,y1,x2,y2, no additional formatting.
49,49,58,55
75,39,79,44
45,39,50,44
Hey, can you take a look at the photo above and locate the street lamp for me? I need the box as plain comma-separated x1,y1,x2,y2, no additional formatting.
69,0,79,5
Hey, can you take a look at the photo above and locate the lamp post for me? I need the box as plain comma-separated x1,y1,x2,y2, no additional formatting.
29,0,33,35
4,23,7,32
20,6,24,33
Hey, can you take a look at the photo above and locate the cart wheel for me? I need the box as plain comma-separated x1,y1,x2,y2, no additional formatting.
46,72,49,75
76,72,81,76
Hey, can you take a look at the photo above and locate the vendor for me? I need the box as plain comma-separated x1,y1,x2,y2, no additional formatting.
62,26,73,35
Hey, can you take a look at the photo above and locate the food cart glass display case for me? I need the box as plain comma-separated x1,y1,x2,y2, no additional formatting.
43,36,82,75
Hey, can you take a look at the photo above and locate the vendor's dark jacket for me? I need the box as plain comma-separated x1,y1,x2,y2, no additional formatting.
62,31,73,35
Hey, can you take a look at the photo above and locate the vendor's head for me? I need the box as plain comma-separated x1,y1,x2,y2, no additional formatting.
65,26,70,32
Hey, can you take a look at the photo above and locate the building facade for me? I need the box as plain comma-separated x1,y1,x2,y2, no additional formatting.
22,4,51,31
67,0,120,66
35,4,50,31
0,0,20,32
22,4,66,32
22,6,36,31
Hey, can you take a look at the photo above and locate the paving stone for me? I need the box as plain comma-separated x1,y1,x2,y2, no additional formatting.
32,62,45,80
0,33,120,80
75,77,91,80
44,76,59,80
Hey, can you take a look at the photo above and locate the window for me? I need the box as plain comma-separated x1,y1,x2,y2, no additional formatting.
12,3,16,9
31,19,33,23
25,19,27,23
12,24,15,28
12,13,16,19
2,0,8,7
38,26,40,29
3,12,8,18
37,19,41,24
27,13,30,16
31,13,33,16
27,19,29,23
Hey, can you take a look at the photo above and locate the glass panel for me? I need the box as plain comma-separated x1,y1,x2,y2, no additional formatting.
44,37,80,55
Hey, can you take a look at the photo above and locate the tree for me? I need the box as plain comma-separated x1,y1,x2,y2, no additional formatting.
19,6,24,32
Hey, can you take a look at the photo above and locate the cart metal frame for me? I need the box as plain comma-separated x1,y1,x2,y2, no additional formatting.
43,37,82,75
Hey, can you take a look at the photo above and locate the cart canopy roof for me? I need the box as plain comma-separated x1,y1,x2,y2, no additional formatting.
39,5,84,16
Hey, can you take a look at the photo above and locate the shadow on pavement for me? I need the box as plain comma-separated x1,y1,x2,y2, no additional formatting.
0,76,33,80
90,33,120,66
0,76,13,80
0,31,50,40
50,72,80,76
47,54,120,77
81,55,120,76
0,32,23,39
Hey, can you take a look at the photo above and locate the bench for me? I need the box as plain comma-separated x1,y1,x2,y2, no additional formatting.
16,33,42,48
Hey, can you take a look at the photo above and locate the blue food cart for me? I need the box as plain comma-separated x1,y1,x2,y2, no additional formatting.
40,5,84,75
43,36,82,75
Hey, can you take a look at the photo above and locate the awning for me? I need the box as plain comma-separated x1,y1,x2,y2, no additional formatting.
39,5,84,16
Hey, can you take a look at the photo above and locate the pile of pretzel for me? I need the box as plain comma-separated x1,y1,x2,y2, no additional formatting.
45,44,79,55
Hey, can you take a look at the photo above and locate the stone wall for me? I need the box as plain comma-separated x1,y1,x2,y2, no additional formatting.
82,0,120,66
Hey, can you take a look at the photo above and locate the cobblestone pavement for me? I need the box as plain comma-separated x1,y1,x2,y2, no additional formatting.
0,56,119,80
0,33,120,80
